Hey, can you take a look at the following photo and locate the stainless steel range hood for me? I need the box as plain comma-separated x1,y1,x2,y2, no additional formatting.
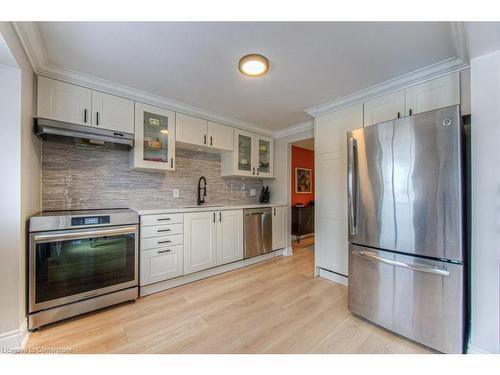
35,118,134,147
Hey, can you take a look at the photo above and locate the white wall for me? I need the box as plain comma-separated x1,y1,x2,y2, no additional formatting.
271,126,314,250
469,50,500,354
0,22,39,348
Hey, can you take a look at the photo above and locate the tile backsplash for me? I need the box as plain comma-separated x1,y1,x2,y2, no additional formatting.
41,139,263,211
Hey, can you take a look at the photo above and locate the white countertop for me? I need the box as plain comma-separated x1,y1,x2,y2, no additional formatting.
133,202,287,215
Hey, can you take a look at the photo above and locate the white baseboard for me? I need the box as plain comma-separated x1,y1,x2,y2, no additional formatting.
141,249,283,297
0,318,28,352
318,268,348,286
282,246,293,256
467,344,493,354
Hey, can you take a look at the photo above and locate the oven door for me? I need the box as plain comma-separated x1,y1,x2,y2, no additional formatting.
29,225,138,313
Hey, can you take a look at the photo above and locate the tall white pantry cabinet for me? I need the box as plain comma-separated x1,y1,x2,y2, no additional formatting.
314,71,463,284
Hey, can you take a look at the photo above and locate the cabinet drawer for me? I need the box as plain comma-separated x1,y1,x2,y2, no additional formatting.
141,213,183,226
140,245,184,286
141,234,183,251
140,223,183,238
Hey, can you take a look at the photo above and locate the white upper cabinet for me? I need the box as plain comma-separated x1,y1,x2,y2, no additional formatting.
176,113,234,152
221,129,273,178
255,134,273,178
363,72,461,127
176,113,207,147
91,91,134,133
363,90,405,127
131,102,176,171
405,72,460,116
216,210,243,265
38,76,134,134
37,76,92,126
272,206,286,250
208,121,233,151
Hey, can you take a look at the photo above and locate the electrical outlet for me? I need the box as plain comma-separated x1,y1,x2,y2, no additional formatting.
250,188,256,196
173,189,180,198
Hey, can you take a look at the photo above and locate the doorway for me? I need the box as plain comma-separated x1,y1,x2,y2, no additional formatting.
290,138,315,252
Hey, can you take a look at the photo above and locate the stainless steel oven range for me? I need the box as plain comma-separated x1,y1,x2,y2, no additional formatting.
28,208,139,330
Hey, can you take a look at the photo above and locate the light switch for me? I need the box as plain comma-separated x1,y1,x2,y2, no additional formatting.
173,189,180,198
250,188,256,196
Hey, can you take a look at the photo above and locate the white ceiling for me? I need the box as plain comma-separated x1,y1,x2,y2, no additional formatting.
36,22,459,130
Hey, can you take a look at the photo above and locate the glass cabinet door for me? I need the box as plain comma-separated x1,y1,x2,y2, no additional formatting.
132,102,176,171
258,138,271,175
142,110,170,164
237,133,252,173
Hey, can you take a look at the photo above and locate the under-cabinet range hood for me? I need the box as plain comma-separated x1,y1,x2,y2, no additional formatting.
35,118,134,147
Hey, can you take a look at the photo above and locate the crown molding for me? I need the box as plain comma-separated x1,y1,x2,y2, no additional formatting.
12,22,273,137
305,56,469,118
273,120,313,139
450,21,469,64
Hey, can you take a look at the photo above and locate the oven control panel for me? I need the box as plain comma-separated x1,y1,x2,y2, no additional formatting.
71,216,111,226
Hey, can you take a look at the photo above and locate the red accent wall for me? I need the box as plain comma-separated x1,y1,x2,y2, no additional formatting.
291,146,315,206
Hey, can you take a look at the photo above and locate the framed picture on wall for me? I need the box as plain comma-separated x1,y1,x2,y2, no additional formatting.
295,167,312,193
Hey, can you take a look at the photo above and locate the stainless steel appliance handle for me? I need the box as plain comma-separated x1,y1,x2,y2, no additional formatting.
348,137,357,235
33,226,137,242
356,251,450,276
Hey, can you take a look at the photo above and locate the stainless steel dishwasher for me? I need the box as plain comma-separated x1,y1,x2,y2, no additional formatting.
243,207,273,259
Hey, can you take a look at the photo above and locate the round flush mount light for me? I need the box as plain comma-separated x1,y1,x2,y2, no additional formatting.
239,54,269,77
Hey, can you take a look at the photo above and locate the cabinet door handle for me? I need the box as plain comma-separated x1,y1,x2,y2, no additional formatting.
397,112,401,119
252,167,256,175
157,240,172,244
213,212,216,223
84,109,88,123
157,229,171,233
204,135,207,145
210,136,213,146
170,158,173,168
96,111,99,126
409,109,413,116
157,249,172,254
273,208,276,216
257,168,260,175
219,212,222,222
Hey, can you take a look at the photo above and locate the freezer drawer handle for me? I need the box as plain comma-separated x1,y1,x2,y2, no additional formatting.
356,251,450,276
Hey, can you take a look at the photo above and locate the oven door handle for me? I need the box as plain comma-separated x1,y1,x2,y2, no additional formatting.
33,226,137,242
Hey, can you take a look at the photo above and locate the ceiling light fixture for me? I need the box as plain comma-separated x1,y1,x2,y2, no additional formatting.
239,54,269,77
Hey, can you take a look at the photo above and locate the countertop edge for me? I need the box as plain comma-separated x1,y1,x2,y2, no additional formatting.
132,203,287,216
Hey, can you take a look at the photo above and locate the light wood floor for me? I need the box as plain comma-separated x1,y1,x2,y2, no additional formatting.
27,240,434,354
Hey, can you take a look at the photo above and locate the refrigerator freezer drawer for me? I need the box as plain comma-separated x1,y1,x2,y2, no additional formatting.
348,244,464,353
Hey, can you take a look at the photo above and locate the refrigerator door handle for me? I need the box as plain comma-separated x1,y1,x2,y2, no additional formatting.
356,250,450,276
348,137,357,235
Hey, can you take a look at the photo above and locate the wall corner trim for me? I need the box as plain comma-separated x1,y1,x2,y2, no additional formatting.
0,318,28,352
467,344,493,354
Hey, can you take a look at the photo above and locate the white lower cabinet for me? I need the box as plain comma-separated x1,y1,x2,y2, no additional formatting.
216,210,243,265
183,211,218,274
140,213,185,286
184,210,244,273
272,206,286,250
140,245,184,286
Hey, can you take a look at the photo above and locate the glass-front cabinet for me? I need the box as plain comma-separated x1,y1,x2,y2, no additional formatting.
131,102,176,171
222,129,273,178
256,135,273,177
237,132,253,174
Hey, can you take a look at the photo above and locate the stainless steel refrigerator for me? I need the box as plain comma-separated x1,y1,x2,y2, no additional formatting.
347,105,464,353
